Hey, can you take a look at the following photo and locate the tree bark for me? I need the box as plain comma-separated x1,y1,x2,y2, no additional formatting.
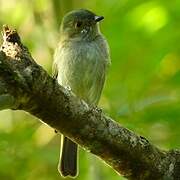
0,26,180,180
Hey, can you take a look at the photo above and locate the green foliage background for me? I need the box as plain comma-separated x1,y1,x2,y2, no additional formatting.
0,0,180,179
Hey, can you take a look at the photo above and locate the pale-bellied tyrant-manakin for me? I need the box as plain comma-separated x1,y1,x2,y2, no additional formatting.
52,9,111,177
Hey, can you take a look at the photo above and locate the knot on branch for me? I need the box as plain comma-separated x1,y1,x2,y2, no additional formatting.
1,25,22,59
1,25,32,62
2,25,21,44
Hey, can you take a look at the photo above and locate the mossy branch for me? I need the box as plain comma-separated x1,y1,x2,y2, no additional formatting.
0,26,180,180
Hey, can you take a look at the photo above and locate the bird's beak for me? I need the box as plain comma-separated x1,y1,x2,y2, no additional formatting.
94,16,104,22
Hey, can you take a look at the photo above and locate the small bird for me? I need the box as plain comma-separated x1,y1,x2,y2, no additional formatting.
53,9,110,177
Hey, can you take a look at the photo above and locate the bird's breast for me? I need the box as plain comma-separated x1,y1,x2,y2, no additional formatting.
54,38,109,104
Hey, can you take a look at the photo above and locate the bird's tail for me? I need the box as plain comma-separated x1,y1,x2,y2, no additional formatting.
58,136,78,177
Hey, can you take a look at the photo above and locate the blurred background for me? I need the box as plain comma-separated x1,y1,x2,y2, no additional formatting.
0,0,180,179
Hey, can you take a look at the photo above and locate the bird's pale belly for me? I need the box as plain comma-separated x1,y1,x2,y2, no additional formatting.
57,44,106,105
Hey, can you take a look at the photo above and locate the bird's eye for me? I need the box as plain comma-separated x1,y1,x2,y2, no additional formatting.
75,21,82,28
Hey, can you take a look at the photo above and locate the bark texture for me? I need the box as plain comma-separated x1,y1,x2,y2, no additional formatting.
0,26,180,180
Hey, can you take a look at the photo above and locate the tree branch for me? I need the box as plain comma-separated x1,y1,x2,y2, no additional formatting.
0,26,179,180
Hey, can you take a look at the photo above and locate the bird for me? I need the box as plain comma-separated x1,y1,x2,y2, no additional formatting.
52,9,110,178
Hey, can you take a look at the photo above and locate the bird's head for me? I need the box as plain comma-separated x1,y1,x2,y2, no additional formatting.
60,9,104,41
